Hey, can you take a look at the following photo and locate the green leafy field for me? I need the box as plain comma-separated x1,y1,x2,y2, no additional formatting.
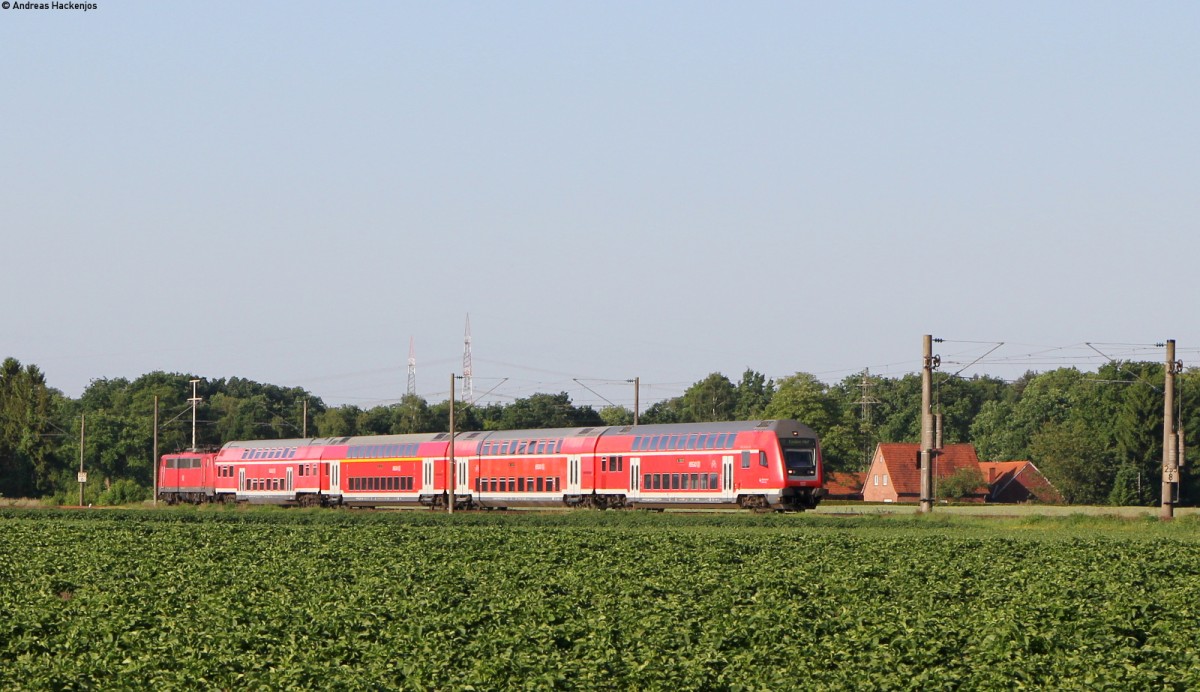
2,509,1199,689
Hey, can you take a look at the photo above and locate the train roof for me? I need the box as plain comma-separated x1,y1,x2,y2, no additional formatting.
217,420,816,452
605,420,818,438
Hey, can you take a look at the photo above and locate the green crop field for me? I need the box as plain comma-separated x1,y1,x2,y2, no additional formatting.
2,508,1199,689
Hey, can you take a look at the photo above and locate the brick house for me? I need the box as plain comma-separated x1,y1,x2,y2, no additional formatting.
978,461,1064,503
861,443,988,503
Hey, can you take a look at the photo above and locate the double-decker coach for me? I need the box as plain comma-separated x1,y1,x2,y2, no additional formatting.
157,419,825,511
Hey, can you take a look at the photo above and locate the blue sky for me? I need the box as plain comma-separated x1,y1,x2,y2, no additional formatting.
3,2,1197,410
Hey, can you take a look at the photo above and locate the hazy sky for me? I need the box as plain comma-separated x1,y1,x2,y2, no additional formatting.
3,2,1198,410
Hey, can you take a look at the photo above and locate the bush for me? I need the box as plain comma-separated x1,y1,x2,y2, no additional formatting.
98,479,150,506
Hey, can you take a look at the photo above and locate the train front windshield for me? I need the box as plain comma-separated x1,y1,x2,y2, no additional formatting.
780,438,818,478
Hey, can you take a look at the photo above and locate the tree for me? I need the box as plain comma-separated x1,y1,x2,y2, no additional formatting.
314,405,362,437
1029,419,1113,505
494,393,603,430
394,394,435,433
1112,372,1163,505
873,374,922,443
640,398,684,424
970,400,1023,461
599,405,634,426
0,358,59,497
762,373,835,431
680,373,737,422
734,369,773,420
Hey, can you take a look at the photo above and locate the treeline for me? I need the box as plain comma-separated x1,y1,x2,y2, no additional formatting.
1,357,1196,505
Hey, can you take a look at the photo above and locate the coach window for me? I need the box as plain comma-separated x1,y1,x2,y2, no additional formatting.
601,457,608,472
760,451,769,468
741,451,751,469
518,478,526,492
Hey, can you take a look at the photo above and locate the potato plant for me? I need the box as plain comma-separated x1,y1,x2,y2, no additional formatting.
1,510,1198,689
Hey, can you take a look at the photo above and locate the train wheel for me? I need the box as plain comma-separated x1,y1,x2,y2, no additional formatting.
737,494,768,510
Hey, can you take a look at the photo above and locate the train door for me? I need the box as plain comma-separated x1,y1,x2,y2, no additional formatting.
456,459,470,496
629,458,641,501
286,467,294,493
567,456,582,494
422,459,435,494
238,468,246,495
330,461,341,494
722,456,735,499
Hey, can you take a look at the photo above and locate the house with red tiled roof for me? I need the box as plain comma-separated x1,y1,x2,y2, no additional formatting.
978,461,1064,504
862,443,989,503
824,471,865,501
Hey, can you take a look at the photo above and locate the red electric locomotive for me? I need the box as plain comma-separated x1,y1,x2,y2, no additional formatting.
157,419,825,511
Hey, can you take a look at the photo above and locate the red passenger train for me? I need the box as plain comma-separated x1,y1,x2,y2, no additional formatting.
158,419,826,511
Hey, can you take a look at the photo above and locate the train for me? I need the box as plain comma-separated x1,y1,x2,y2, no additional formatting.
157,419,826,511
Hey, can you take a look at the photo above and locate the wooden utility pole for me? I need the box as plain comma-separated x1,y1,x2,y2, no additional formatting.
448,373,456,515
633,377,640,426
78,414,86,507
1161,340,1181,520
302,398,308,438
152,396,159,507
919,335,939,514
